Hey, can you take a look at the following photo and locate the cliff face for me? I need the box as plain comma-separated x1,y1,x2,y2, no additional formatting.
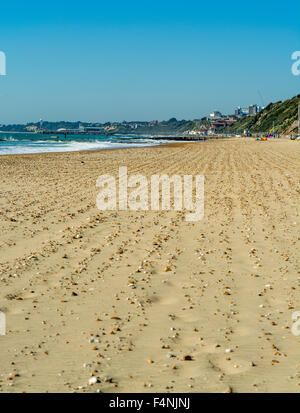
223,94,300,135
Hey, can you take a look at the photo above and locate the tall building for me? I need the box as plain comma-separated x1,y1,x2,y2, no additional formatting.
248,104,262,116
235,107,249,117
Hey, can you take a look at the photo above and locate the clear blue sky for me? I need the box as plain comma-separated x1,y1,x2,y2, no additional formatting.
0,0,299,124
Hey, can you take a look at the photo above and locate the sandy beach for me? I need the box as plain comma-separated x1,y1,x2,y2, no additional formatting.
0,138,299,393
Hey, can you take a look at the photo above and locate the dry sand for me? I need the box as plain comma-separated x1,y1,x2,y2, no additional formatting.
0,138,299,393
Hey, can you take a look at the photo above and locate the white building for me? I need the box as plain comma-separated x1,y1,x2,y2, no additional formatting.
209,111,222,119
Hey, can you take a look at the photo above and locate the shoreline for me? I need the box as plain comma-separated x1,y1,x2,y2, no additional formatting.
0,140,182,158
0,136,280,158
0,139,212,159
0,135,294,158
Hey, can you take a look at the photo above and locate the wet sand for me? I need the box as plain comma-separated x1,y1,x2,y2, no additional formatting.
0,138,299,393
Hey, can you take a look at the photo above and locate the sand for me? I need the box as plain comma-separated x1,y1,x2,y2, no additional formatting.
0,138,299,393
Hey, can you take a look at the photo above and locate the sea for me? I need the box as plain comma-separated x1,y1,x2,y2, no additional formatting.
0,132,169,155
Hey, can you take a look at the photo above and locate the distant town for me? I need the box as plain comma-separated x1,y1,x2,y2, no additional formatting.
0,103,264,136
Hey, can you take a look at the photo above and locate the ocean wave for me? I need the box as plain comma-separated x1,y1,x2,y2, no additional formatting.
0,136,19,142
0,138,164,155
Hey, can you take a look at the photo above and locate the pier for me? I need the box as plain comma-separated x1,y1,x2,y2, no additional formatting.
38,130,228,141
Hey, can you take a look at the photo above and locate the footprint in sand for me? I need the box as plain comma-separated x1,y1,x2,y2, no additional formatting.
208,354,252,375
157,296,179,306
